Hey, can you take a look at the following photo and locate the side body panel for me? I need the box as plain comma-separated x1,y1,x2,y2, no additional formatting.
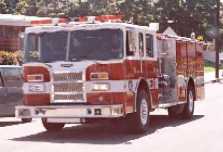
176,40,188,102
85,59,159,114
158,37,178,104
176,39,205,102
195,43,205,100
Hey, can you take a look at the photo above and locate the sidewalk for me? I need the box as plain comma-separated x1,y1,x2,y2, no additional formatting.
204,70,223,84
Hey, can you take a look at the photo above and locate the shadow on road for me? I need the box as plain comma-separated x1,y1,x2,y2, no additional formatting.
11,115,204,145
0,121,25,127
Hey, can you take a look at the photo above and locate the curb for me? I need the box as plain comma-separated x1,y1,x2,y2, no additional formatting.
204,78,223,84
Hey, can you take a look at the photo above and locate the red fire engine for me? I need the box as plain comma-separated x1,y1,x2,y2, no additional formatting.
15,21,204,133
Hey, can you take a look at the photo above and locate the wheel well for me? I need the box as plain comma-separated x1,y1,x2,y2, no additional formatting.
136,79,152,109
188,78,196,100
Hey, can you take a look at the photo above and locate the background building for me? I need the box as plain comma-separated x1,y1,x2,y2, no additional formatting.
0,14,66,51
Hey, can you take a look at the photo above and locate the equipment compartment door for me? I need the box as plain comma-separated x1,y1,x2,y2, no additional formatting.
158,38,177,103
176,41,188,102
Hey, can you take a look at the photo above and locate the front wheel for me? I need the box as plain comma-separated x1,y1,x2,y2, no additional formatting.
42,118,65,132
127,90,150,134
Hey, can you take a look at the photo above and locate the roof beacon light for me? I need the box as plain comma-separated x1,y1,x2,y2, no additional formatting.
87,16,96,23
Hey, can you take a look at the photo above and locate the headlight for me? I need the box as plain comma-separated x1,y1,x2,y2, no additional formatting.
28,84,46,92
92,83,110,91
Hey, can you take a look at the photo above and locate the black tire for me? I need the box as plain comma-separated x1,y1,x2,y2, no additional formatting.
42,118,65,132
182,87,195,119
127,90,150,134
21,118,32,123
168,106,179,118
168,105,184,118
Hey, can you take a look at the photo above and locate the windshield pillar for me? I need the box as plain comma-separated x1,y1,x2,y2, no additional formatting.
66,32,71,61
38,36,41,61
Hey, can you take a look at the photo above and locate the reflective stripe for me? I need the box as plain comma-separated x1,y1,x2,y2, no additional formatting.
24,79,159,95
85,80,138,93
86,78,159,93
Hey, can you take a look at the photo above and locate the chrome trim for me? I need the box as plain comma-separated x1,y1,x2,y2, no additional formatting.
54,92,83,95
53,80,84,84
158,101,186,108
15,104,124,118
52,71,86,103
51,99,85,103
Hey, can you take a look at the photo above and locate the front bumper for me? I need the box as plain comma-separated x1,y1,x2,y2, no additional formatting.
15,104,124,119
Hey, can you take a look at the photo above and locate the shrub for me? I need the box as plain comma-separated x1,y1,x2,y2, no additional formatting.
0,51,22,65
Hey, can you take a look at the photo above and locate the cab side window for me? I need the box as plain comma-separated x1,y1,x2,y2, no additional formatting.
139,32,144,57
126,30,137,56
146,34,154,57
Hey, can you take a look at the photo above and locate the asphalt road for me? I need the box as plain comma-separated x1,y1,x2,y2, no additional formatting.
0,82,223,152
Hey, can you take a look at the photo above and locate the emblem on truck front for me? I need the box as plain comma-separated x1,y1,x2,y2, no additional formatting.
61,64,73,68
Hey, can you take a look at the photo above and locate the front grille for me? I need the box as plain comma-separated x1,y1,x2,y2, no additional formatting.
54,83,83,92
53,72,82,81
52,72,85,103
54,94,84,101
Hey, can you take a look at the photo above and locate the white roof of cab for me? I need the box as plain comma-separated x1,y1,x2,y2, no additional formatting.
25,22,156,34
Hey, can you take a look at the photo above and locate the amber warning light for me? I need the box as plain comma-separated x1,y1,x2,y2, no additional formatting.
27,74,44,82
90,72,109,80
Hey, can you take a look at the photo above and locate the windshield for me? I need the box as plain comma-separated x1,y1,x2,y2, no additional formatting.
69,29,123,61
40,31,68,62
24,29,123,63
24,31,68,63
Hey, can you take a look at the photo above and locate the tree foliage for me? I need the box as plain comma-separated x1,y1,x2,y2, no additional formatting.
0,0,221,39
153,0,217,37
0,0,8,14
118,0,155,25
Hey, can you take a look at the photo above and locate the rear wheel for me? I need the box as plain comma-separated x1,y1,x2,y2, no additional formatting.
182,87,195,119
168,104,185,118
168,87,195,119
42,118,65,132
127,90,150,134
168,106,180,118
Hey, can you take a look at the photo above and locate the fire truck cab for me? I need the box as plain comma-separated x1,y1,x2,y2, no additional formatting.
16,22,204,133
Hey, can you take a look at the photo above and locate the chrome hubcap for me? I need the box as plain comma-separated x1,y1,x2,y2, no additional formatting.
140,98,149,126
188,91,194,112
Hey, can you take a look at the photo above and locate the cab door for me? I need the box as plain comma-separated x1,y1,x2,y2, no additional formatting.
125,30,141,79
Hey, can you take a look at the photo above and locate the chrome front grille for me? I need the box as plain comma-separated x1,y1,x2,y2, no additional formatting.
54,94,84,101
54,83,83,92
53,72,85,103
53,72,82,81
